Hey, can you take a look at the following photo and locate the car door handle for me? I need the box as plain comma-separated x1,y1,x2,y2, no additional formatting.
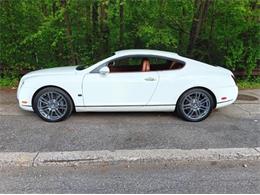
144,77,156,81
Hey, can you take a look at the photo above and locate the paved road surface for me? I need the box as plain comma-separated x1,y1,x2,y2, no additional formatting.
0,89,259,152
0,161,259,193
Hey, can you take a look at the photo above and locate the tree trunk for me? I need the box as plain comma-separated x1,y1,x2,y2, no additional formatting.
60,0,77,65
100,0,109,55
92,1,99,58
85,1,91,44
207,0,215,63
119,0,124,49
41,1,48,17
187,0,211,56
92,1,98,37
177,6,186,52
52,0,57,17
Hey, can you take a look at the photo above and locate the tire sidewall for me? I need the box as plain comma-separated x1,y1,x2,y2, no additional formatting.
33,87,73,122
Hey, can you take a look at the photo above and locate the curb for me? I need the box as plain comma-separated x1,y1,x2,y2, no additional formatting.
0,148,260,168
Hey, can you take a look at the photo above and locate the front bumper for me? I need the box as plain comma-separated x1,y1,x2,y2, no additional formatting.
17,84,34,112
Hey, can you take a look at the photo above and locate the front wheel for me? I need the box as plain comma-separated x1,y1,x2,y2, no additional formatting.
176,88,214,122
33,87,73,122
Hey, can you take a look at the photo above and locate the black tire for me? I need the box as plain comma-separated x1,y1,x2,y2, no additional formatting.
33,87,73,122
176,88,214,122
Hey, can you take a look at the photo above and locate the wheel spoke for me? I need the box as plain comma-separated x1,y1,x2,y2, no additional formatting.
55,109,63,117
186,95,193,102
195,92,199,100
200,98,208,104
195,109,200,117
52,110,58,117
39,100,48,105
200,105,207,110
187,109,193,116
183,105,191,110
39,97,48,103
58,104,67,109
56,94,63,102
40,105,49,109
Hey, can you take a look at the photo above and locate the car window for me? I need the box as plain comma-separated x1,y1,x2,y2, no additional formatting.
113,57,141,67
106,56,184,73
108,57,143,73
149,57,185,71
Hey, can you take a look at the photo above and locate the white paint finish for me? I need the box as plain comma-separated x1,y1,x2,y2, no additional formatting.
24,66,78,77
148,69,188,105
17,72,85,107
215,86,238,106
75,105,175,112
19,105,33,111
17,49,238,115
83,71,159,106
115,49,180,58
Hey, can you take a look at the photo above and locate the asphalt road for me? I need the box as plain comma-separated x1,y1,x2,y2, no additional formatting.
0,89,259,152
0,161,259,193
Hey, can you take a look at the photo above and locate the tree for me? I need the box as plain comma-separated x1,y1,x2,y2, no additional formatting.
187,0,212,56
0,0,259,78
60,0,78,65
119,0,124,49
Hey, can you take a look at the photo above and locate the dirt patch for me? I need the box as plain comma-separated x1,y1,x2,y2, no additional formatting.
237,94,258,101
0,88,17,93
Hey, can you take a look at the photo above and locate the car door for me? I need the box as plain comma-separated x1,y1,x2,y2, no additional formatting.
82,57,159,106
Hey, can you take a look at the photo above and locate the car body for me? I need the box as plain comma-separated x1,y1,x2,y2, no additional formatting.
17,49,238,122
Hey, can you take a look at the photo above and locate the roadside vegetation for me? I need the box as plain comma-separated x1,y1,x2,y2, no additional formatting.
0,0,259,88
0,77,19,89
236,77,260,89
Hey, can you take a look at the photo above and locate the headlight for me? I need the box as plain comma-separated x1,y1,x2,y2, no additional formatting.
231,75,236,84
20,80,25,88
17,78,25,99
18,79,25,90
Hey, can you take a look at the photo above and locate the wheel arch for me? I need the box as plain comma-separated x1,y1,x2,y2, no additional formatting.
31,85,75,111
177,86,217,109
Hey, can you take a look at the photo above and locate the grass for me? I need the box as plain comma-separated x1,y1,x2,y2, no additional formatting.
237,77,260,89
0,77,19,89
1,76,260,89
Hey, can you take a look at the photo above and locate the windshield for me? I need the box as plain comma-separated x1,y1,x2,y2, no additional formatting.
76,53,115,71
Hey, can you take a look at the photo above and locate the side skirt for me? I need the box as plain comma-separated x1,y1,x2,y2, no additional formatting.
75,105,176,112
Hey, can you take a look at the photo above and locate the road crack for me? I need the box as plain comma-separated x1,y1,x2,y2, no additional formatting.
32,152,40,167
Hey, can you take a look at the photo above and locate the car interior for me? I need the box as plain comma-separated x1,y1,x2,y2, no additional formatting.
108,57,184,73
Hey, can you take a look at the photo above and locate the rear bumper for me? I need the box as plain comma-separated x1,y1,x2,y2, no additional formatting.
215,85,238,108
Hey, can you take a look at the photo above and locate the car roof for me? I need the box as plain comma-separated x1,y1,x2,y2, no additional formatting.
115,49,179,58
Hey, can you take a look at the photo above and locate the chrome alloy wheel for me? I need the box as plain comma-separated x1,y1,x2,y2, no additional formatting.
181,91,211,121
37,92,68,121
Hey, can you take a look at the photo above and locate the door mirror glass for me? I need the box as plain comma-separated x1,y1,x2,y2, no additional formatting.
99,66,110,74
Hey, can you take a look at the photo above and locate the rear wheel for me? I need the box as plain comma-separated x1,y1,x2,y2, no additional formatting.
33,87,73,122
176,88,214,122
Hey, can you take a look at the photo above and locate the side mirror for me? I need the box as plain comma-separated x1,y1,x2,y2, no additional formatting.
99,66,110,75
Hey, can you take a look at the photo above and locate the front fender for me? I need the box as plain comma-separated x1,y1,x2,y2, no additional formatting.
17,75,84,109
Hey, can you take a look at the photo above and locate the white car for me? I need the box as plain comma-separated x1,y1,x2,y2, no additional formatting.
17,49,238,122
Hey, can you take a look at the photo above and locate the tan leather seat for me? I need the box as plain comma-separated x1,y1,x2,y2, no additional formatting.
141,58,150,72
169,61,176,70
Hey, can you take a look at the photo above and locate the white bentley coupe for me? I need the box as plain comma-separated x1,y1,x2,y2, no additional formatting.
17,49,238,122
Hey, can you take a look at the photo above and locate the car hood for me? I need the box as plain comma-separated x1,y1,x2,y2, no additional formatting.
23,66,77,78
